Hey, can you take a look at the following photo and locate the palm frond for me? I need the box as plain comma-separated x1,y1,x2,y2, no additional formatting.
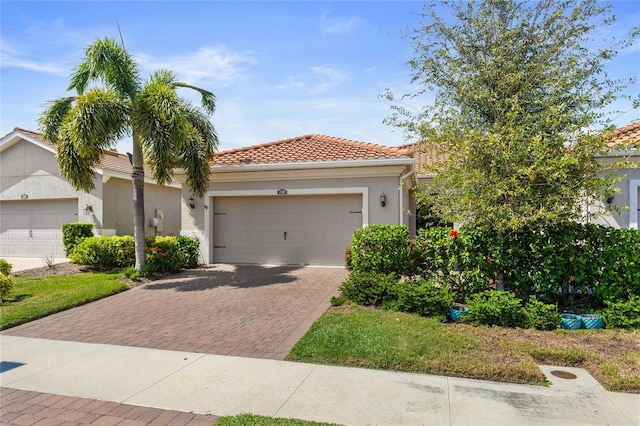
38,97,76,142
178,135,213,197
67,88,131,156
55,127,101,193
69,37,141,99
135,77,187,185
175,82,216,115
182,102,219,157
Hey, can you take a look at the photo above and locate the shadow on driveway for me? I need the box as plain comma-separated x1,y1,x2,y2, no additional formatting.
143,264,304,292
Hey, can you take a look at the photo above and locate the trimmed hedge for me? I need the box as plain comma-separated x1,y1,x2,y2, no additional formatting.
69,235,200,274
61,222,94,256
349,225,411,277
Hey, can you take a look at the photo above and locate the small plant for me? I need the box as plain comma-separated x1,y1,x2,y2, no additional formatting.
525,296,560,331
69,236,119,270
465,290,528,328
339,271,398,306
43,254,56,269
600,296,640,329
330,295,348,306
120,266,141,281
0,274,15,302
0,258,12,275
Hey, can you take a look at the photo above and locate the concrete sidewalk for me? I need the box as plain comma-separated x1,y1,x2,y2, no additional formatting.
1,336,638,425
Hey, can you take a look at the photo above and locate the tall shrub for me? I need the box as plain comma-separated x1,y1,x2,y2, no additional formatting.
61,222,94,256
350,225,411,276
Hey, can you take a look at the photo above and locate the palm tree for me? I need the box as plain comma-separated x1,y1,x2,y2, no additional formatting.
39,37,218,270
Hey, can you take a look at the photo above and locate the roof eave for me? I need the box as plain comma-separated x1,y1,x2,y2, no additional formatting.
208,157,415,173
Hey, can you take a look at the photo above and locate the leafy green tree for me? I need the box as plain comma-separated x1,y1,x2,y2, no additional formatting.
40,37,218,270
385,0,638,232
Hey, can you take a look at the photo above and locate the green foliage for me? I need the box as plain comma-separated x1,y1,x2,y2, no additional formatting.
0,258,12,275
386,279,453,320
175,235,200,268
330,295,348,307
465,290,528,328
112,235,135,267
410,227,493,301
339,271,398,306
600,296,640,329
61,222,94,256
216,413,341,426
525,296,561,331
0,273,14,302
69,236,119,270
144,237,184,274
350,225,411,276
385,0,637,231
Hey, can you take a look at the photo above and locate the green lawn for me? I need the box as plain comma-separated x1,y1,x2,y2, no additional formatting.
287,304,640,393
0,272,128,330
216,414,341,426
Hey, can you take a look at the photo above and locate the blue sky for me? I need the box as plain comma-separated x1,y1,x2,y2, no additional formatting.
1,1,639,153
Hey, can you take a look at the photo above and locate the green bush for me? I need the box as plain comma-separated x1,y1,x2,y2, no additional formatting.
0,273,14,302
386,279,453,320
350,225,411,276
112,235,135,267
465,290,528,328
61,222,94,256
175,235,200,268
69,236,119,269
525,296,560,331
411,227,493,301
339,271,398,306
145,237,184,274
0,258,12,276
600,296,640,329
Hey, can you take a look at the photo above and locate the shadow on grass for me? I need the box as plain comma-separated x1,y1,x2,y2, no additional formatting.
142,264,305,292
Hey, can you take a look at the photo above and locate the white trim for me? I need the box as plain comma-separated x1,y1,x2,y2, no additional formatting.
202,187,369,263
207,157,415,173
398,166,415,225
630,179,640,230
0,130,57,154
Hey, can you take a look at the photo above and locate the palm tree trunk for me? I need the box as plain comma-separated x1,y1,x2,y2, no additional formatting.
132,166,146,270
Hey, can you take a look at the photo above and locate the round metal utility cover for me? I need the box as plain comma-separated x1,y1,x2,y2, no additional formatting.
550,370,577,380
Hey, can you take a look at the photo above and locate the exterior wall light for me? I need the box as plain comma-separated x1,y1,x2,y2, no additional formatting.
380,193,386,207
84,204,93,215
606,193,615,204
188,197,195,209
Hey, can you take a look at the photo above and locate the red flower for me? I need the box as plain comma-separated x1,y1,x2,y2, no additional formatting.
449,230,459,238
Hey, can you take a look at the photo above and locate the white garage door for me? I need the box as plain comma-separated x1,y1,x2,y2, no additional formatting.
0,199,78,258
212,194,362,266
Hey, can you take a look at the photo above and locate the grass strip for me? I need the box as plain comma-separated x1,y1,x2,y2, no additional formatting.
215,413,342,426
0,272,128,330
287,304,640,392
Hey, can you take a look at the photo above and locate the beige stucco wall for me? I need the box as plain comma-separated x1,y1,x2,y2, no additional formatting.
591,155,640,229
180,164,414,263
102,177,181,236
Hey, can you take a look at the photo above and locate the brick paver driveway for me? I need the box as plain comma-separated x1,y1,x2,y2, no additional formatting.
3,264,347,360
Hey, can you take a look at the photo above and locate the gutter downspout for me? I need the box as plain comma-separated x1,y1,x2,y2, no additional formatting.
398,166,415,225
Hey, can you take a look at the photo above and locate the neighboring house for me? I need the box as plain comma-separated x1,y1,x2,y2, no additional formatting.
177,134,416,266
0,128,182,258
593,122,640,230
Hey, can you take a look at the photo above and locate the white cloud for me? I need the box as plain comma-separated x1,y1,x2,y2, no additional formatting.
0,44,68,75
285,65,349,95
136,46,257,87
320,14,365,35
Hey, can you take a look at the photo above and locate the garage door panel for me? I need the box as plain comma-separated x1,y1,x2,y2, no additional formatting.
212,194,362,266
0,199,77,258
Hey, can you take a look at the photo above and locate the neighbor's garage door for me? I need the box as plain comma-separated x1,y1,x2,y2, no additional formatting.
212,194,362,266
0,199,77,257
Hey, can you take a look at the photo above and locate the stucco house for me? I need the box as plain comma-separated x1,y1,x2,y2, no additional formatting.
176,134,416,266
0,128,182,258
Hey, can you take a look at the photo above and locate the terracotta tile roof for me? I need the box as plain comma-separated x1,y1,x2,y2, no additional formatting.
605,122,640,148
11,127,149,176
212,134,412,165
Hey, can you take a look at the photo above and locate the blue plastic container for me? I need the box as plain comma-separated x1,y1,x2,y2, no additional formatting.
580,314,603,330
561,313,582,330
449,304,468,322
